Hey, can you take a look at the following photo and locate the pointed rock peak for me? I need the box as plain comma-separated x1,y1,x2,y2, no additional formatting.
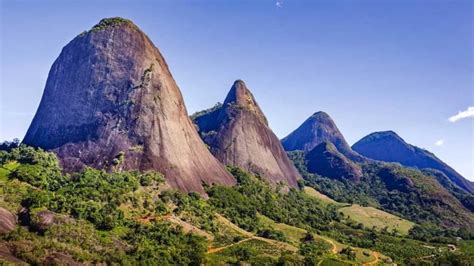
193,80,301,188
223,80,268,125
224,80,256,106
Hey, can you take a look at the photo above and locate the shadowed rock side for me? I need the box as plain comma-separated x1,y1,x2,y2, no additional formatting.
194,80,301,188
0,207,16,235
353,131,474,194
305,142,362,182
281,112,366,162
22,17,235,193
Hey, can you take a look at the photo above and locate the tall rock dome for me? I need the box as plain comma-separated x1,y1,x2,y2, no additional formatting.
23,18,235,193
193,80,301,188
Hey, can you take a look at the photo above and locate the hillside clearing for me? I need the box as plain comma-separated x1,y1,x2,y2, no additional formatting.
304,186,338,204
340,204,415,235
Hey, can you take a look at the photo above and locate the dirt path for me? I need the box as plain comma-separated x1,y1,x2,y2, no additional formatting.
253,236,298,252
209,214,298,254
207,235,298,254
207,237,254,254
314,235,338,254
363,251,380,266
325,238,338,254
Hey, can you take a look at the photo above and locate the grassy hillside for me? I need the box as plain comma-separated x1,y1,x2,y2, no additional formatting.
339,204,414,235
0,146,472,264
289,151,474,231
303,186,415,235
303,186,338,205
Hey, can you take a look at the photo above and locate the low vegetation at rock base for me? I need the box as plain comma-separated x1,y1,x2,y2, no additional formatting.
0,145,472,265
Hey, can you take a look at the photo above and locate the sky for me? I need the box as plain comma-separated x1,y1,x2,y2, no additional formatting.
0,0,473,180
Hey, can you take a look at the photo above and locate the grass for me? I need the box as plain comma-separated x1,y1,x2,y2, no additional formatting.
0,161,19,181
459,240,474,255
303,186,414,235
339,204,415,235
211,214,252,248
320,258,352,265
258,214,307,246
206,238,289,264
303,186,338,204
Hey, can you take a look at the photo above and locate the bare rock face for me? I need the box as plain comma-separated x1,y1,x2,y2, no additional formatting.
43,253,82,266
0,243,27,265
0,207,16,235
30,208,55,232
305,142,363,182
281,111,366,162
23,18,235,193
194,80,301,188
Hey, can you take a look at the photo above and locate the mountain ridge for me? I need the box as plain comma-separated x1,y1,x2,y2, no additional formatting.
353,130,474,194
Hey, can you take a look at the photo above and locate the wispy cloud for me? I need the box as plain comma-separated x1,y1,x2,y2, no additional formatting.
435,139,444,146
276,0,284,8
449,106,474,122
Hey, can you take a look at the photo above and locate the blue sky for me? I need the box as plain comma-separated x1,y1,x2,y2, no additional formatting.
1,0,473,180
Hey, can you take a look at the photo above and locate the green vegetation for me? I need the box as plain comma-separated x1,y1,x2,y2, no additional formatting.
303,186,338,204
0,146,205,264
190,102,223,121
0,145,472,264
90,17,133,32
258,214,307,246
288,150,474,233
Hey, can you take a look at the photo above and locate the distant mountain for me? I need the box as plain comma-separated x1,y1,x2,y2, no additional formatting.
22,17,235,193
305,142,362,182
352,131,474,194
193,80,301,188
281,112,366,162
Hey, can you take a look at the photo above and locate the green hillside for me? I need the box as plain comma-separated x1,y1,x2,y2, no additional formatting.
302,186,415,235
0,146,472,264
339,204,415,235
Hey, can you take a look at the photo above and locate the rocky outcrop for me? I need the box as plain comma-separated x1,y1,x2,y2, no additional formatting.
282,111,366,162
22,18,235,193
43,253,82,266
194,80,301,188
305,142,363,182
353,131,474,194
0,207,16,235
0,243,27,265
30,208,55,232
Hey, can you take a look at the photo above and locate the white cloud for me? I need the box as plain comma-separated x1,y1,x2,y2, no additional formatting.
276,0,284,8
449,106,474,122
435,139,444,146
